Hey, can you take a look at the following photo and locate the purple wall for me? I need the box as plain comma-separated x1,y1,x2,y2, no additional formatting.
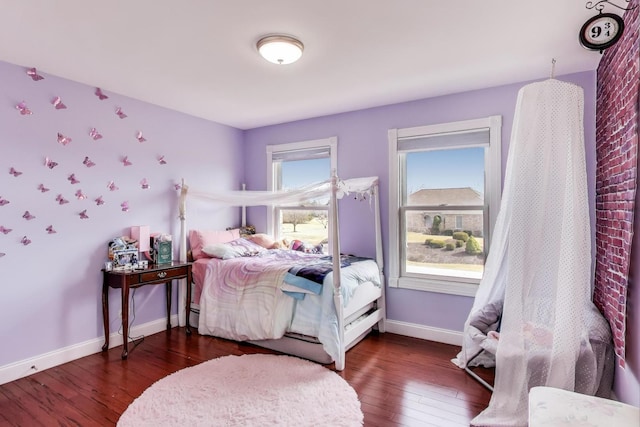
244,71,597,333
0,60,244,367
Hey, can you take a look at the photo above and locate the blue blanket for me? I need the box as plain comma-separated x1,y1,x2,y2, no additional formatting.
283,255,371,300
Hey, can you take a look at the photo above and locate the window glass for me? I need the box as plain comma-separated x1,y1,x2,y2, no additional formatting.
278,158,330,250
267,138,336,253
403,147,485,280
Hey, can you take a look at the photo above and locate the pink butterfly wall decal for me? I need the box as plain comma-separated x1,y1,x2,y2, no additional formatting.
107,181,119,192
23,211,35,220
136,131,146,142
0,226,12,234
46,225,57,234
26,67,44,81
68,174,80,184
174,184,182,190
75,189,87,200
79,210,89,219
121,201,129,212
140,178,150,189
115,107,127,119
0,197,9,206
95,87,108,100
9,167,22,177
57,132,72,146
158,155,167,165
51,96,67,109
15,101,32,115
83,157,96,167
37,184,50,193
89,128,102,140
45,157,58,169
56,194,69,205
0,253,5,258
21,236,32,245
95,196,105,206
121,156,132,167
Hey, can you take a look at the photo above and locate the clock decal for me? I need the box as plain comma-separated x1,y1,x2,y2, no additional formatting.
579,12,625,51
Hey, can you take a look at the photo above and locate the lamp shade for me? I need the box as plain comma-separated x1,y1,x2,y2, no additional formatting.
130,225,150,252
257,35,304,65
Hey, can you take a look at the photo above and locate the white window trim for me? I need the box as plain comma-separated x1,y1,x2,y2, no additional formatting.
266,137,337,239
388,116,502,297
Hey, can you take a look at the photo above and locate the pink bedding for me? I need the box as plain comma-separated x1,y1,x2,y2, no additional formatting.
193,250,331,341
192,249,382,360
192,250,326,304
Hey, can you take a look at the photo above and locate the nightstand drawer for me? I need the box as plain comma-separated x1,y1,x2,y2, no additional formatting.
140,267,185,282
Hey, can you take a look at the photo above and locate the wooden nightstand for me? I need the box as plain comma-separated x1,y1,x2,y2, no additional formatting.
101,261,193,359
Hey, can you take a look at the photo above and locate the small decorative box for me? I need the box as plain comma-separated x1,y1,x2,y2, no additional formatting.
151,235,172,264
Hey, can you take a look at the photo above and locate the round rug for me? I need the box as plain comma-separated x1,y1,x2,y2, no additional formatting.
117,354,363,426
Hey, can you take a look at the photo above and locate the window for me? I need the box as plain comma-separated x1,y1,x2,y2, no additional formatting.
388,116,501,296
267,137,337,252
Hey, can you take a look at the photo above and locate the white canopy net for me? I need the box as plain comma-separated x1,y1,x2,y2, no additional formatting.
180,176,378,215
453,79,613,426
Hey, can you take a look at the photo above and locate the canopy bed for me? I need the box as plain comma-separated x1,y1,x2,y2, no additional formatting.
177,174,386,370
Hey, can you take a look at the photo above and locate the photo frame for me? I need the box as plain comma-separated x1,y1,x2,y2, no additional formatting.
112,248,139,267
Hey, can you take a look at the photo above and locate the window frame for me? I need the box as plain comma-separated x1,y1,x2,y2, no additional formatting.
266,137,337,242
388,116,502,297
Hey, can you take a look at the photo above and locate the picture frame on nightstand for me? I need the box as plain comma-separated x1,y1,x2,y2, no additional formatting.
112,248,138,269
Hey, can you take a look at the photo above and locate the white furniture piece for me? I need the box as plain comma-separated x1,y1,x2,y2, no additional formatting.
529,386,639,426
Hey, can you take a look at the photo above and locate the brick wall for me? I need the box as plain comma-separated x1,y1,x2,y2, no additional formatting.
594,0,639,366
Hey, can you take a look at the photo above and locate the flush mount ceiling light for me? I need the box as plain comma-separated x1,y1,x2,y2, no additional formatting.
257,35,304,65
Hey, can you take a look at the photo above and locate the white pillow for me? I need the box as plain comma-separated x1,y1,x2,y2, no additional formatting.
202,243,243,259
202,238,265,259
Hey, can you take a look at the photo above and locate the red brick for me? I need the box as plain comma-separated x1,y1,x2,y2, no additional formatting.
594,0,638,362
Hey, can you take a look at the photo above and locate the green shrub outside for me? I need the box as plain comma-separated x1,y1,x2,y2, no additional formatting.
453,231,469,242
430,216,442,235
464,230,474,238
465,236,482,255
424,238,433,245
442,229,454,236
456,240,463,248
445,242,455,251
429,240,446,249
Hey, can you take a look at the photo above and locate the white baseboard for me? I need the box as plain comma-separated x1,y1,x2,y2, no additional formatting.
384,319,463,346
0,315,178,386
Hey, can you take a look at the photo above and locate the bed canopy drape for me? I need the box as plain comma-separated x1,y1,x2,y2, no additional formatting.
453,79,613,426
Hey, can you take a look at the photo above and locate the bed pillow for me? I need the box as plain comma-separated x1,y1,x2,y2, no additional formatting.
247,233,281,249
202,238,266,259
189,228,240,260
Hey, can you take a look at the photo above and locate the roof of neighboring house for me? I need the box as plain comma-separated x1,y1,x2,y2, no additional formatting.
407,187,483,206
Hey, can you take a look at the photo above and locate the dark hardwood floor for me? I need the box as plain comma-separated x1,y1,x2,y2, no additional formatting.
0,329,493,426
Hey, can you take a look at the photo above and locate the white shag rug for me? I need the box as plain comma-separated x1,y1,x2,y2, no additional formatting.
117,354,363,426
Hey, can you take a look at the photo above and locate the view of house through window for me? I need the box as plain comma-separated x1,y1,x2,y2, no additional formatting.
404,147,485,280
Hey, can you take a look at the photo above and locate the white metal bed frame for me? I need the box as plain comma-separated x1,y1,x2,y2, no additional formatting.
177,174,386,370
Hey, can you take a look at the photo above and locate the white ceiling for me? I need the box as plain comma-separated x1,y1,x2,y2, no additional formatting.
0,1,606,129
